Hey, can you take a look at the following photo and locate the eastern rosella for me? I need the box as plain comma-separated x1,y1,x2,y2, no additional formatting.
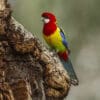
41,12,79,85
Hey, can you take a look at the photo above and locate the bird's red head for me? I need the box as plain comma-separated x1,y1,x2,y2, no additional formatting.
41,12,56,23
41,12,57,35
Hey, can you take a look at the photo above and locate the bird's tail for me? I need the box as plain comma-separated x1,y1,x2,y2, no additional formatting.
61,58,79,86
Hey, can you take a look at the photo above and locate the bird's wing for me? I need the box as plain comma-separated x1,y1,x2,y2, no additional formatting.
59,28,69,49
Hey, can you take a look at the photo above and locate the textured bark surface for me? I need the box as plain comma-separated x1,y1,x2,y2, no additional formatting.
0,0,71,100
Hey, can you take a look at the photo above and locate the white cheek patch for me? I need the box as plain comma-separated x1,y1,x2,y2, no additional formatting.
44,19,50,23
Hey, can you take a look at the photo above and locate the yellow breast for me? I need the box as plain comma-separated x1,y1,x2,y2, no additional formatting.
43,28,60,44
43,28,65,52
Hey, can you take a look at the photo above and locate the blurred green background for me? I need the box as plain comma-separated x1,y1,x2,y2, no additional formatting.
8,0,100,100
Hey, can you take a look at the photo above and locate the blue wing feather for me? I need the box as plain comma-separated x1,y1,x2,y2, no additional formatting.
60,28,69,49
59,28,78,85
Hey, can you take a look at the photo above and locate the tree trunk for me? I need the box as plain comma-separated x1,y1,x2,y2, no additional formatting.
0,0,71,100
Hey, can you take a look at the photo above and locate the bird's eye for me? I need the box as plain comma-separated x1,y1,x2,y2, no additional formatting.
45,16,49,19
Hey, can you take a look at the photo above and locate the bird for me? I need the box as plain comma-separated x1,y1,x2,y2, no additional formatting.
41,12,79,86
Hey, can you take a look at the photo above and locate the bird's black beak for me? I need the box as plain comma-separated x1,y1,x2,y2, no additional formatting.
41,17,45,22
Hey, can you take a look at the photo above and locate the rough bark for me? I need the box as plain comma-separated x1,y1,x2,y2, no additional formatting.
0,0,71,100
